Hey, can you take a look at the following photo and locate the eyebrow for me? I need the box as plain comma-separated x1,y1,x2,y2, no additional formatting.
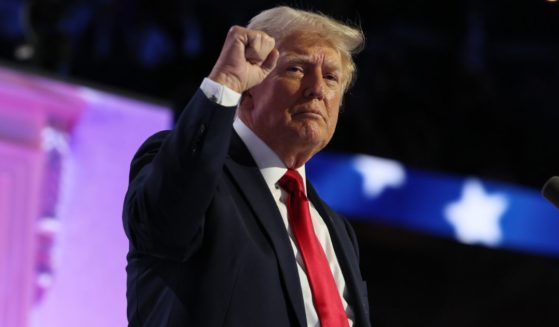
282,54,341,71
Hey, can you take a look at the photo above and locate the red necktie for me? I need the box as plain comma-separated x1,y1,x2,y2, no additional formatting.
278,169,349,327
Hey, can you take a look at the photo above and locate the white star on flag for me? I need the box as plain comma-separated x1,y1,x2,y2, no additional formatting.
444,178,509,247
353,155,406,198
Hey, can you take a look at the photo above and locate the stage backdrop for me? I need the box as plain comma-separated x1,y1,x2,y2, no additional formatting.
0,65,172,327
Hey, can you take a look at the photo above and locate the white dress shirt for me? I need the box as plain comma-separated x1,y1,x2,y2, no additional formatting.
200,78,354,327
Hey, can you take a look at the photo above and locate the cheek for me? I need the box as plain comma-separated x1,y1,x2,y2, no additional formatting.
328,112,339,133
262,80,295,104
325,92,342,117
328,87,342,100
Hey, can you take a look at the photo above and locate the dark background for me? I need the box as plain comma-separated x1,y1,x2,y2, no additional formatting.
2,0,558,325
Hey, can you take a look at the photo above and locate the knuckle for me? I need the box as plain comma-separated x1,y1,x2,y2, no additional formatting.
263,35,275,47
228,25,243,35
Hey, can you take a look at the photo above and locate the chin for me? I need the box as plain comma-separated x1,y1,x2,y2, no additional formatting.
297,125,328,147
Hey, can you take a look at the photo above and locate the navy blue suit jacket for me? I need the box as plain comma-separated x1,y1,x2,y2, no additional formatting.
123,90,371,326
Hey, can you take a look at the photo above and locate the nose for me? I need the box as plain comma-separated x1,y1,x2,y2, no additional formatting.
302,68,325,100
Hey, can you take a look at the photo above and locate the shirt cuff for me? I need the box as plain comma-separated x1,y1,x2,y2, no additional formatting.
200,77,242,107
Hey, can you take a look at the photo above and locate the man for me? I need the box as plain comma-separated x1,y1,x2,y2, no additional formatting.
123,6,370,327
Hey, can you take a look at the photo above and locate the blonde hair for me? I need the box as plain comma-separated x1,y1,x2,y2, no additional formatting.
247,6,365,92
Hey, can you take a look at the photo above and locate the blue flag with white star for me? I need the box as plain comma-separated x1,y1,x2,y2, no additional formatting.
307,152,559,258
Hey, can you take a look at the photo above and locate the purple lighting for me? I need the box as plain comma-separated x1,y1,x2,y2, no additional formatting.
0,65,172,327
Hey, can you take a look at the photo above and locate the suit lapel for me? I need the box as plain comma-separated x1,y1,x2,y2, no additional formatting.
307,182,371,326
224,133,306,326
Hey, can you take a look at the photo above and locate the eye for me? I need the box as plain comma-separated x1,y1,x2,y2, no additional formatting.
286,66,304,74
324,73,339,82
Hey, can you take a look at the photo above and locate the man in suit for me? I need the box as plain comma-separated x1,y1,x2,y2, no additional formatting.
123,6,370,327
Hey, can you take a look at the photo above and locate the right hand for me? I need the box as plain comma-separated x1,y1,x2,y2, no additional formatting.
208,26,279,93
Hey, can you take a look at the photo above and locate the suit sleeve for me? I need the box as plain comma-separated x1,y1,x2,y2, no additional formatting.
123,89,237,261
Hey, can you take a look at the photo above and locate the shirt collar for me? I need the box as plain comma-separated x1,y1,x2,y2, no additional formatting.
233,117,307,193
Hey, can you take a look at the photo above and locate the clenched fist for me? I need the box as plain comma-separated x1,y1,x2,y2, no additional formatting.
208,26,279,93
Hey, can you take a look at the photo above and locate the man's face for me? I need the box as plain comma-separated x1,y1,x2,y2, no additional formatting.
239,32,344,164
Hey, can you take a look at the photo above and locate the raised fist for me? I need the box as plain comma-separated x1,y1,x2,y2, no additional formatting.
208,26,279,93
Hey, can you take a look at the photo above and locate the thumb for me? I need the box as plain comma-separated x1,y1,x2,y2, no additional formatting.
260,48,279,74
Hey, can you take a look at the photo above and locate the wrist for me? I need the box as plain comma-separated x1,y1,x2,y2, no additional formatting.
200,78,242,107
208,70,243,94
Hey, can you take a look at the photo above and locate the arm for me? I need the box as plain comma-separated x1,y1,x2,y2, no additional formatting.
123,90,236,260
123,26,279,261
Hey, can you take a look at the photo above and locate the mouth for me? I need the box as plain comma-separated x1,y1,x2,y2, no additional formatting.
292,109,324,120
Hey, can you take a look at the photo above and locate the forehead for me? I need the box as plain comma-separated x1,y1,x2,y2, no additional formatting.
278,33,342,65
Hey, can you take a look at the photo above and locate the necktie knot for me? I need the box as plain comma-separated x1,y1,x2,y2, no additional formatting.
278,169,305,195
